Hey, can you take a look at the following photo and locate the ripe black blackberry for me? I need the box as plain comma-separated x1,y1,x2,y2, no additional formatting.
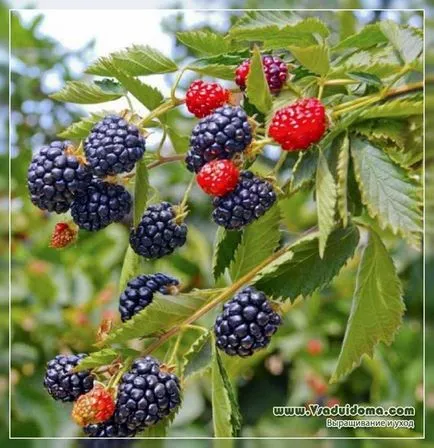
43,354,94,402
83,417,138,438
212,171,276,229
119,273,180,322
71,179,132,231
185,105,252,173
27,141,92,213
129,202,187,259
214,287,282,357
85,115,146,177
114,356,181,431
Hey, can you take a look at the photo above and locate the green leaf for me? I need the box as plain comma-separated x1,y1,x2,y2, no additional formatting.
58,111,111,139
289,45,330,76
347,72,382,87
337,133,350,227
246,46,273,114
211,341,242,437
187,63,236,80
167,127,189,154
316,151,337,258
357,99,422,120
254,226,359,300
86,45,178,76
331,230,405,383
334,24,388,50
177,30,229,56
230,205,281,281
379,21,423,64
290,149,319,192
74,348,119,372
102,293,208,346
94,78,126,95
212,228,243,281
183,330,212,379
50,81,123,104
134,158,150,226
352,119,406,150
351,138,422,243
118,246,143,295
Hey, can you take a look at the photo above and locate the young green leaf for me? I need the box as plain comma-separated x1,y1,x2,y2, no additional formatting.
50,81,123,104
102,293,208,346
333,23,388,50
230,205,281,281
74,348,119,372
211,341,242,437
336,134,350,227
177,30,229,56
86,45,178,77
253,226,359,300
347,72,382,87
134,158,150,226
183,330,212,379
357,99,422,120
331,230,405,383
288,45,330,76
316,150,337,258
212,227,243,281
351,138,422,245
57,111,112,139
167,127,189,154
245,46,273,114
187,63,236,80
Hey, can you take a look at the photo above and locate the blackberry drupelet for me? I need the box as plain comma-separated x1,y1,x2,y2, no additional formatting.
119,273,180,322
71,179,132,231
114,356,182,431
43,354,94,402
83,418,138,438
214,287,282,357
129,202,187,259
212,171,276,229
27,141,92,213
185,105,252,173
185,80,229,118
84,115,146,176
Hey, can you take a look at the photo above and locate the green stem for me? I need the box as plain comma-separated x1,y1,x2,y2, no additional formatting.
179,176,196,211
333,95,381,118
167,332,183,365
156,126,167,157
146,154,185,170
139,98,184,127
324,79,359,86
125,94,134,111
273,151,288,175
108,357,132,389
171,67,188,102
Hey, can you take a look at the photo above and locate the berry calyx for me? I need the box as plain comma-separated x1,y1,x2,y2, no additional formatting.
268,97,327,151
50,222,77,248
72,384,116,427
196,160,240,197
186,80,230,118
235,54,289,93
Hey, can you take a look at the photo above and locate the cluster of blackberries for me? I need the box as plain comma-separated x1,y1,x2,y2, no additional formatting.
43,354,181,438
27,115,146,231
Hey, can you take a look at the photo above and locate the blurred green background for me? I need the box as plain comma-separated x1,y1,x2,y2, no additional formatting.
2,1,432,446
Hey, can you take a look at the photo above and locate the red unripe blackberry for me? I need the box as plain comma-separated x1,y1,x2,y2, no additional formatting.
306,339,323,356
196,160,240,197
235,54,288,93
268,98,327,151
50,222,77,248
186,80,230,118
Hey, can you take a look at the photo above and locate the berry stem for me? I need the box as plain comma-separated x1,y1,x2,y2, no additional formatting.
167,331,183,365
177,176,196,216
146,154,185,170
125,94,134,112
140,97,184,127
272,151,288,175
171,67,188,102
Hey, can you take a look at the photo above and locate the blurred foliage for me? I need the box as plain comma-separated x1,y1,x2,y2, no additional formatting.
2,1,431,445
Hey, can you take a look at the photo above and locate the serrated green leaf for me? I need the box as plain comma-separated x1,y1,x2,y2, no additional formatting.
177,30,229,56
289,44,330,76
86,45,178,76
118,246,143,295
379,21,423,64
253,226,359,300
337,134,350,227
102,293,208,346
50,81,123,104
351,137,422,244
352,119,406,150
58,111,111,139
347,72,382,87
187,63,236,80
211,342,242,437
183,330,212,379
316,151,337,258
246,46,272,114
74,349,119,372
167,127,189,154
134,158,149,226
212,228,243,281
357,99,422,120
230,205,281,281
331,230,405,383
290,149,319,192
338,11,357,40
334,24,388,50
94,78,126,95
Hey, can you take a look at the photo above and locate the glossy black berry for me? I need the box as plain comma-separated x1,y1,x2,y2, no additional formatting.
83,417,138,438
212,171,276,229
119,273,179,322
214,287,281,357
114,356,182,431
129,202,187,259
71,179,132,231
27,141,92,213
43,354,94,402
185,106,252,173
85,115,146,177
